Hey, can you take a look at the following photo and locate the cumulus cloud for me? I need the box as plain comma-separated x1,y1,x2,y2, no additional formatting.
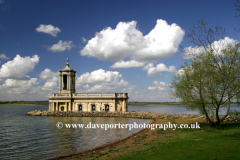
122,85,136,93
39,68,58,90
48,40,74,52
76,69,128,92
36,24,61,37
42,82,58,90
148,81,167,91
39,68,58,81
0,55,39,80
76,69,123,84
2,78,38,88
80,19,184,64
182,37,238,59
86,79,128,92
110,60,146,68
0,78,41,97
0,53,9,59
83,84,89,89
142,63,177,77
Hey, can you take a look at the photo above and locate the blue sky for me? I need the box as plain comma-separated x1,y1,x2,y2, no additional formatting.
0,0,239,101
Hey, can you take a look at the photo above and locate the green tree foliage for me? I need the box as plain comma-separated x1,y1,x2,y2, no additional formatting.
170,20,240,126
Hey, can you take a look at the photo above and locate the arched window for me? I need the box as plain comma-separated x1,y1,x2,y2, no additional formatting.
92,105,95,111
63,75,67,89
61,106,64,111
105,105,109,112
79,105,82,111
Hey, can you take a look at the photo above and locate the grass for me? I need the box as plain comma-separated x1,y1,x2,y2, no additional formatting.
113,122,240,160
77,118,240,160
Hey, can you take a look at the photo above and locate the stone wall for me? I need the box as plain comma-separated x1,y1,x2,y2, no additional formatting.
27,110,240,122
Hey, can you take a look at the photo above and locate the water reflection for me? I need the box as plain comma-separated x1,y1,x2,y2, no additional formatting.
47,117,152,158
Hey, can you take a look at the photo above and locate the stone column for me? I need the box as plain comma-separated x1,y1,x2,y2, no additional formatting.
65,102,67,112
73,75,76,92
59,73,61,92
123,100,125,112
85,102,88,112
67,74,70,91
69,102,72,111
49,103,51,111
61,74,63,92
56,102,59,111
113,100,116,111
51,102,54,111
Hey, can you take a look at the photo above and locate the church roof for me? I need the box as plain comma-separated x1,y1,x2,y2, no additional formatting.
59,58,76,72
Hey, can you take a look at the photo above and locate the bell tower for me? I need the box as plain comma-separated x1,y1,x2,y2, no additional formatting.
59,58,76,94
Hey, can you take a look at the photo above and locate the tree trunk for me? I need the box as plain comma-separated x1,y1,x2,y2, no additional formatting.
202,104,215,126
215,106,220,126
220,98,231,122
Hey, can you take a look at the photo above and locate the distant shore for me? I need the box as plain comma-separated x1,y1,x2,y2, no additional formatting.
1,101,239,106
0,103,46,106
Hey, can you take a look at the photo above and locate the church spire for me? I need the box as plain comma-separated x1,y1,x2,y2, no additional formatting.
66,58,69,67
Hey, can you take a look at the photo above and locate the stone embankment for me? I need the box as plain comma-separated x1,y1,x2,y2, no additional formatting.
27,110,240,121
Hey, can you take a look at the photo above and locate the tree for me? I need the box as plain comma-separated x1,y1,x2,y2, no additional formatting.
170,19,240,126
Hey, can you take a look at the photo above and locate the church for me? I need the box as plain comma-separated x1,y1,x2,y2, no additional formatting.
48,58,129,112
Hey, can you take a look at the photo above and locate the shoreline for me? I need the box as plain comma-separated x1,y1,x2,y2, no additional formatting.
27,110,240,121
48,119,157,160
26,110,240,159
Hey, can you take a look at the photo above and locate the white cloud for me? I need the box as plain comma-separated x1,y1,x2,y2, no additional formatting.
0,55,39,80
80,19,184,63
148,81,167,91
48,40,74,52
76,69,123,84
36,24,61,37
76,69,128,92
39,68,58,91
82,37,87,43
86,79,128,92
142,63,177,77
39,68,58,81
122,85,136,93
110,60,146,68
182,37,238,59
42,82,57,90
83,84,89,89
0,78,41,97
0,53,9,59
2,78,38,88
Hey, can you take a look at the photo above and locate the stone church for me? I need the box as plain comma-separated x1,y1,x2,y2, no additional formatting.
48,58,128,112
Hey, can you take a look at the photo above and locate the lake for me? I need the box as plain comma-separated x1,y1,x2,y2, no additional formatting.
0,105,239,159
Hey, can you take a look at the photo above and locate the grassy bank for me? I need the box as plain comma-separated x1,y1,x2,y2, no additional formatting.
67,118,240,160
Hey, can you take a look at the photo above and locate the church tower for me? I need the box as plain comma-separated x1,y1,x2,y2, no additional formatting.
59,58,76,94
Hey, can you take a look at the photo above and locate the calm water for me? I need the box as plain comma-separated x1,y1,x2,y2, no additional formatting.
1,105,239,160
129,105,240,115
0,106,152,160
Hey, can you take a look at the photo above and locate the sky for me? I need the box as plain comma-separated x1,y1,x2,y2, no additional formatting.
0,0,239,102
